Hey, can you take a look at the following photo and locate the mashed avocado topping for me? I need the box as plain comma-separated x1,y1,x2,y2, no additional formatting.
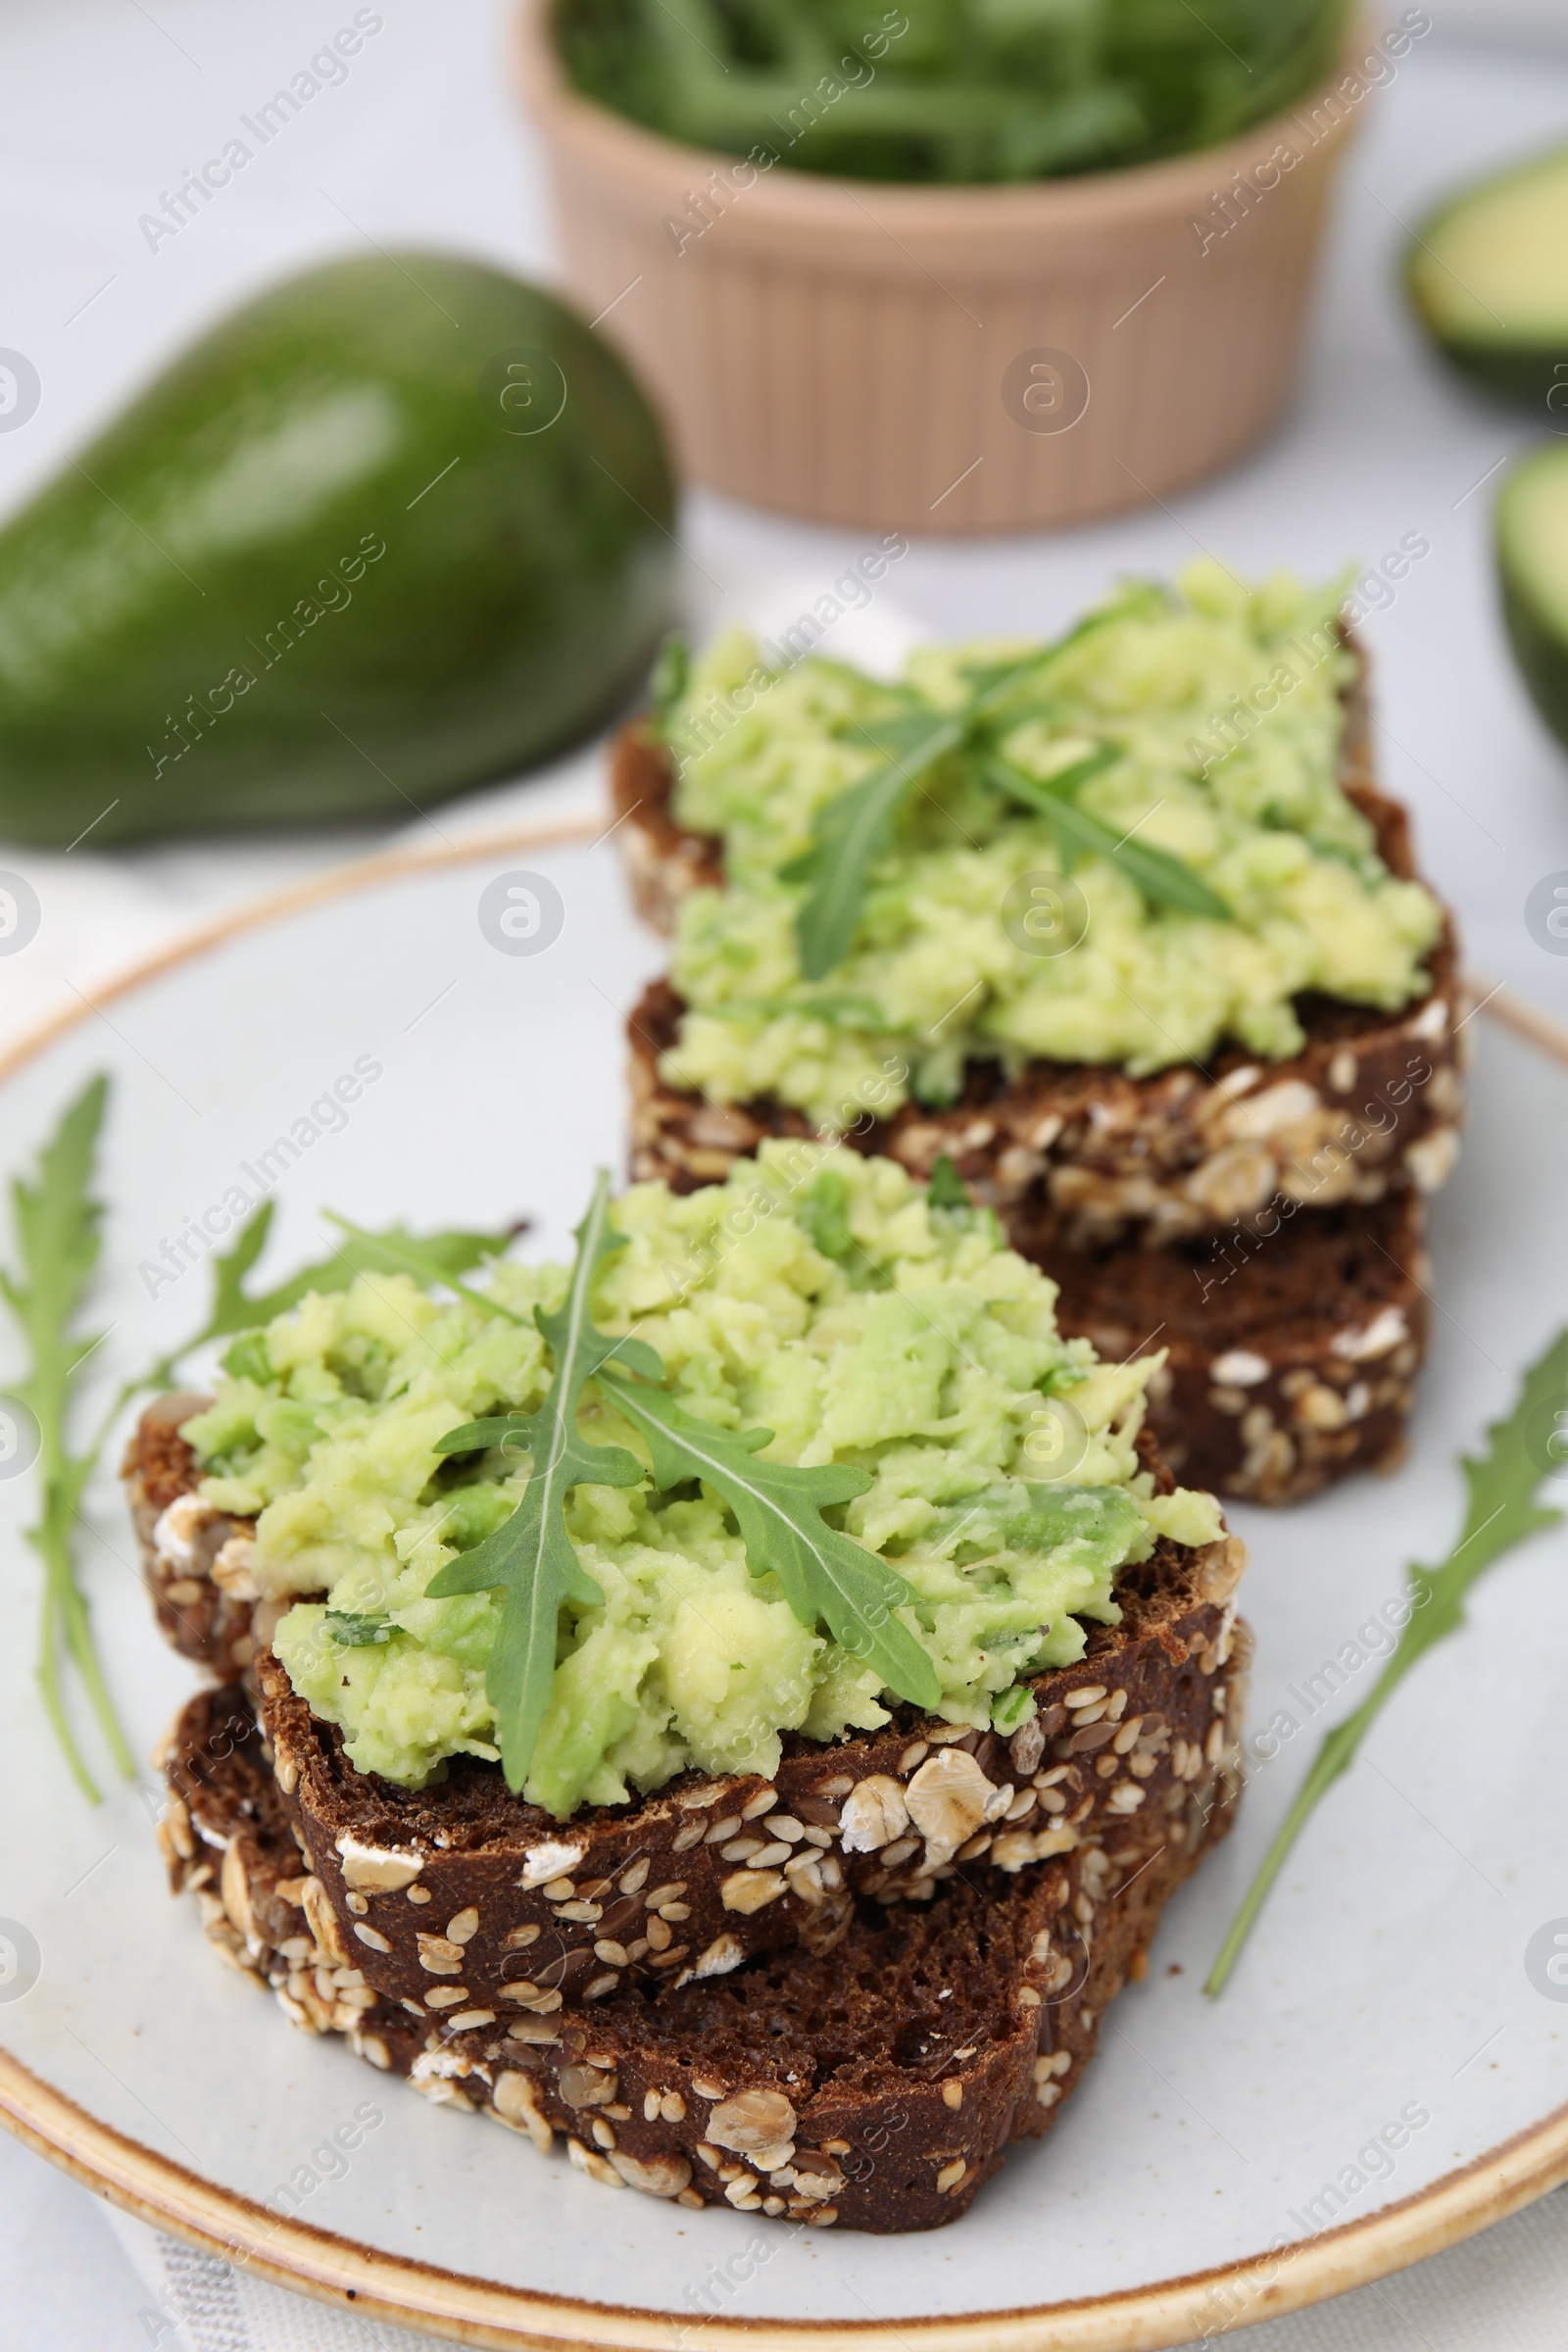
182,1150,1221,1817
662,563,1443,1129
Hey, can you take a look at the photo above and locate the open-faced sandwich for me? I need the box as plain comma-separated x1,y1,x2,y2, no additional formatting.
130,1149,1248,2232
616,564,1464,1501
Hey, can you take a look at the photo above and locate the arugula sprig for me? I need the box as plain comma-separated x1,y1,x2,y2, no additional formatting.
786,603,1223,978
1,1078,131,1800
1205,1327,1568,1994
0,1072,522,1799
787,699,971,981
118,1199,521,1413
430,1168,940,1790
321,1212,529,1327
427,1171,663,1791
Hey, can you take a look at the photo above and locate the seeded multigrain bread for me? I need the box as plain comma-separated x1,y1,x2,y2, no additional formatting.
612,647,1467,1247
161,1677,1243,2232
1039,1190,1432,1504
127,1401,1249,2016
123,1391,272,1682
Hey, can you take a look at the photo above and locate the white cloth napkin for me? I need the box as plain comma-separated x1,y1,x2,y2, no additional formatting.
104,2188,1568,2351
107,2208,444,2351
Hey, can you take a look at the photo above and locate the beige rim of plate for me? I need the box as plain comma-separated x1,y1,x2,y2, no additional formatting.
1,815,1565,2351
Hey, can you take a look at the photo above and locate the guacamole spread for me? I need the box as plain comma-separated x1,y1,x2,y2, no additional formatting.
662,564,1443,1130
183,1150,1220,1817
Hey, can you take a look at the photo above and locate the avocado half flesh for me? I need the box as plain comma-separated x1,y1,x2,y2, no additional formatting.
0,254,678,845
1407,144,1568,410
1498,444,1568,753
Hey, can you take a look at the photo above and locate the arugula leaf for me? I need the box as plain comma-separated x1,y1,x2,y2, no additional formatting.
598,1372,942,1710
434,1415,539,1454
79,1199,523,1515
0,1076,131,1800
206,1200,272,1335
1205,1327,1568,1995
225,1211,518,1338
424,1171,662,1791
129,1203,521,1403
956,589,1174,687
795,1167,858,1272
982,750,1231,919
790,710,966,981
322,1212,528,1326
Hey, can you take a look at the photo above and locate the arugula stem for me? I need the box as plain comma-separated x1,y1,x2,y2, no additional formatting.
1203,1704,1370,1997
1205,1621,1455,1996
33,1541,101,1804
55,1529,136,1779
30,1377,135,1785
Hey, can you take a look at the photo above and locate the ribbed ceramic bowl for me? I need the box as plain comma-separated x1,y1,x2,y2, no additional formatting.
515,5,1370,534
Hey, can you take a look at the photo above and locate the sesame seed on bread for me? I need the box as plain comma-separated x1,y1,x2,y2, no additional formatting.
1037,1188,1431,1505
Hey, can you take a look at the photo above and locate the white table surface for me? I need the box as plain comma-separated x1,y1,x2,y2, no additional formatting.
3,3,1568,2346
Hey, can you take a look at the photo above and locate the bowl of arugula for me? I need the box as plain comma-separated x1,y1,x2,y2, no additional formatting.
516,0,1399,533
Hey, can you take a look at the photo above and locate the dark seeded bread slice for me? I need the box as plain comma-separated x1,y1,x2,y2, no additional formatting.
624,981,1436,1505
123,1392,270,1683
612,647,1465,1246
163,1677,1243,2232
128,1402,1248,2015
1039,1189,1432,1505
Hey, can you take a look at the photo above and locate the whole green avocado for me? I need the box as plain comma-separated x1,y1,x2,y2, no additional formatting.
0,254,677,844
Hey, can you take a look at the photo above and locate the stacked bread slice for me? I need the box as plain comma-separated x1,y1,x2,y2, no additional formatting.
615,644,1463,1503
131,1405,1249,2231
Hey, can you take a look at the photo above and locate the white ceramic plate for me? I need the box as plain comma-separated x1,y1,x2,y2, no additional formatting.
1,820,1566,2352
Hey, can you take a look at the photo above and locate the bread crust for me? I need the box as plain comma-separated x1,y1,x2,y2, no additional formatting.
612,654,1465,1247
160,1666,1245,2233
1040,1190,1432,1504
122,1392,270,1681
128,1402,1248,2016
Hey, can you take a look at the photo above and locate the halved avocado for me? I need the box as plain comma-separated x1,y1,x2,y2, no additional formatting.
1498,443,1568,752
1407,145,1568,411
